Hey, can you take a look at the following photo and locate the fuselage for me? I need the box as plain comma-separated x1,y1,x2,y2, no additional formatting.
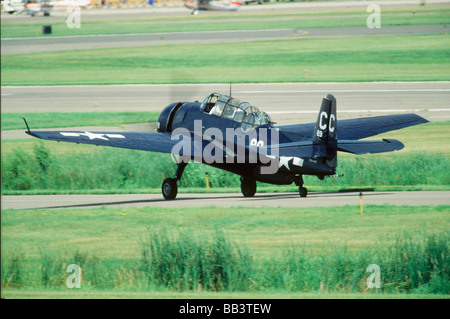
157,96,335,185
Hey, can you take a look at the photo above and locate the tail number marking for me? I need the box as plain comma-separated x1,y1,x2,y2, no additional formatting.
329,114,336,133
317,111,336,137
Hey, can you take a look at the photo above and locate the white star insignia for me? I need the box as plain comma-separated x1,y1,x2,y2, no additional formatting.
79,131,108,141
278,156,304,170
279,156,293,169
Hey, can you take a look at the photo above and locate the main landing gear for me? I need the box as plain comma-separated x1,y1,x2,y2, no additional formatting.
162,162,187,200
162,168,308,200
293,175,308,198
240,176,257,197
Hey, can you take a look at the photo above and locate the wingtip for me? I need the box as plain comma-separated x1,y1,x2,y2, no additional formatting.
414,114,430,124
21,117,31,133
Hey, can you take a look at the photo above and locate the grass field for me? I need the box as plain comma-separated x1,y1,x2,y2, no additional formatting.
2,34,450,85
2,5,449,38
2,205,449,298
1,112,160,130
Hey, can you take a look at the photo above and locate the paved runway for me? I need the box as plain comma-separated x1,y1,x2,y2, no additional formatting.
4,82,449,116
2,81,449,139
2,24,447,55
2,191,449,210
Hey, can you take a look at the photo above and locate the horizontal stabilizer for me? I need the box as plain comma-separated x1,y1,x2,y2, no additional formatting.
262,141,327,158
278,113,428,141
337,139,404,154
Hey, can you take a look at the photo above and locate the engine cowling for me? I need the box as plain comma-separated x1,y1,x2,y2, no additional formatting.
157,102,183,132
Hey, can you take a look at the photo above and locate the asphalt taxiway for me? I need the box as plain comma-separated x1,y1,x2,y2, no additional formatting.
2,24,447,55
2,191,449,210
2,81,449,140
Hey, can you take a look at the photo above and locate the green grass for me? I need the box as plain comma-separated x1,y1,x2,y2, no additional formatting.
1,112,160,130
3,204,447,258
373,121,450,155
2,205,449,296
2,142,449,193
2,5,449,38
2,34,450,85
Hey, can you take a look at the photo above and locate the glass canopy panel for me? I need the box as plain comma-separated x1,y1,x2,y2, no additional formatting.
201,93,272,129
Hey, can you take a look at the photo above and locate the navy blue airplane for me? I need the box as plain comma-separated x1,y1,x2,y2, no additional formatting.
23,93,428,200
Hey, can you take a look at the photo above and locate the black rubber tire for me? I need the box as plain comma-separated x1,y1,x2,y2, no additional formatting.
299,187,308,198
162,178,178,200
240,176,257,197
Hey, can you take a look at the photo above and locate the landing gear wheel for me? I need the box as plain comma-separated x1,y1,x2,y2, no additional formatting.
240,176,257,197
162,178,178,200
161,162,187,200
299,187,308,198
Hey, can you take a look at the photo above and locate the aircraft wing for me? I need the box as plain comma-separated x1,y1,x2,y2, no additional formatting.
277,113,429,140
337,113,429,140
25,129,226,161
261,141,326,158
26,130,182,154
26,128,325,162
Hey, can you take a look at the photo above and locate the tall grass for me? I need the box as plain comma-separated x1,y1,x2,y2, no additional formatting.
380,234,450,294
2,231,448,294
140,229,251,291
1,251,25,288
2,143,449,192
256,233,449,294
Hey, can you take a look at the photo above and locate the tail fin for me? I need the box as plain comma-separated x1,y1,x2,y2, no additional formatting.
312,94,337,168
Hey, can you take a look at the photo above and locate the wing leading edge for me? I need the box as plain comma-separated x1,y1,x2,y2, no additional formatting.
26,130,178,154
26,129,231,161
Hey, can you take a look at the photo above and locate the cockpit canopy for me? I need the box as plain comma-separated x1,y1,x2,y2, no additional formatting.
201,93,272,132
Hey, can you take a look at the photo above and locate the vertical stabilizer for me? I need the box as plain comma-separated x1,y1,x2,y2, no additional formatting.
312,94,337,168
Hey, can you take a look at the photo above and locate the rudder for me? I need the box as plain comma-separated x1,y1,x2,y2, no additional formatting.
312,94,337,168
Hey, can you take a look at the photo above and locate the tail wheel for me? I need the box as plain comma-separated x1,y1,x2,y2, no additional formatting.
162,178,178,200
299,186,308,198
240,176,257,197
